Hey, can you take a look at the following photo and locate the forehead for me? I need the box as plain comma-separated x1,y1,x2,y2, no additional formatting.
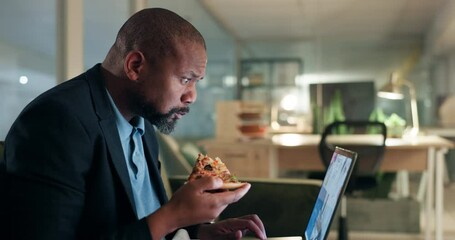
173,38,206,57
172,40,207,69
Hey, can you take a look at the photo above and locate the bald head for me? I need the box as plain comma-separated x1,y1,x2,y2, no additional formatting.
105,8,206,68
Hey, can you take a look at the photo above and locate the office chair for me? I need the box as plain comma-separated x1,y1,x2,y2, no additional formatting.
318,121,387,240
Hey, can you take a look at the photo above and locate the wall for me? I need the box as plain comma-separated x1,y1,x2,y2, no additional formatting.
0,39,55,140
422,0,455,125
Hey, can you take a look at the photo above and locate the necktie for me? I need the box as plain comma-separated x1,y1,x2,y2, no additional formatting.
128,118,161,219
130,127,143,178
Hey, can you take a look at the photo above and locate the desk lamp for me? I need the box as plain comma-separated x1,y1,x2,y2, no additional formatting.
377,72,419,137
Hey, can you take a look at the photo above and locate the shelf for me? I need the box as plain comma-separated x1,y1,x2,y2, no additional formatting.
216,101,268,139
239,58,303,132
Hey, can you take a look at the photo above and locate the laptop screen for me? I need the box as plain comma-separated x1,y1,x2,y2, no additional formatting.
304,147,357,240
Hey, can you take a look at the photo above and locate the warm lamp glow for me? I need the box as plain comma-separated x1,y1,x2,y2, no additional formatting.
280,94,298,111
377,75,404,99
377,72,419,136
377,91,403,100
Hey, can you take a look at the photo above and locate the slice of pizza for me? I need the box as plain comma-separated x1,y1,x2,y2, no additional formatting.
188,153,245,189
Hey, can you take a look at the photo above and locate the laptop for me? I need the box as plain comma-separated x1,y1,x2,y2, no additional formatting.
245,146,357,240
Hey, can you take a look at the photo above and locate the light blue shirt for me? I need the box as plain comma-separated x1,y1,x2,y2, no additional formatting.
106,90,161,219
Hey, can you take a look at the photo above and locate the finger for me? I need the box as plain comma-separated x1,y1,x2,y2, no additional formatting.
234,230,242,240
207,186,249,207
227,217,267,240
224,183,251,203
219,230,242,240
192,176,224,191
239,214,266,237
246,219,267,240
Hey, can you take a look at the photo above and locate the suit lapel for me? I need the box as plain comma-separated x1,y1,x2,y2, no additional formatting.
85,65,137,215
99,120,137,215
85,64,168,213
142,124,168,204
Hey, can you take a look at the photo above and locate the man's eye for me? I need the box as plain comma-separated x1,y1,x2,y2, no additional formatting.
181,78,191,85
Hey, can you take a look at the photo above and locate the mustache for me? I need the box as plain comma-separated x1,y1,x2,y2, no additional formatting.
167,106,190,115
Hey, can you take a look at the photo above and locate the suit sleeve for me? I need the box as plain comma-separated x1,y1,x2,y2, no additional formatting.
4,100,94,239
5,99,160,240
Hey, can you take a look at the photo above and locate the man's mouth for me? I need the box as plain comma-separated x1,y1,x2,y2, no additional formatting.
167,107,190,122
173,112,185,120
171,109,189,120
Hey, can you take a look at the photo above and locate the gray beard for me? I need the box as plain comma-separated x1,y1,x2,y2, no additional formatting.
142,106,189,134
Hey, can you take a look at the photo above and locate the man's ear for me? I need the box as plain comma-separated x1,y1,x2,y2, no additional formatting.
124,51,145,81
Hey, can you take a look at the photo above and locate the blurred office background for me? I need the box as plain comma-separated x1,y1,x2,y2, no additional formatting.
1,0,455,140
2,1,455,239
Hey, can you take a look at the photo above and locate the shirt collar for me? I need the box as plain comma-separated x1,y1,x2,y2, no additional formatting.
105,90,145,140
130,116,145,136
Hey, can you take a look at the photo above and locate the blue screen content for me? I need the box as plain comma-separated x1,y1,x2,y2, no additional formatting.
304,152,353,240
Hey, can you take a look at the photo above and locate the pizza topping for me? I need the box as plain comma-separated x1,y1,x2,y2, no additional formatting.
188,153,239,183
204,164,213,171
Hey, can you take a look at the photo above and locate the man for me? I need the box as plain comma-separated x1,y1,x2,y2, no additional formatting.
0,8,266,240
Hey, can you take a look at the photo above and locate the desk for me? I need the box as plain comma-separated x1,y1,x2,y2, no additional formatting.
199,134,454,240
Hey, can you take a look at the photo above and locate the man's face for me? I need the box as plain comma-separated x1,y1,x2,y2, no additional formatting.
132,40,207,134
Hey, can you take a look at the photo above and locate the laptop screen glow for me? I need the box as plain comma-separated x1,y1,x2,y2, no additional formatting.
304,148,355,240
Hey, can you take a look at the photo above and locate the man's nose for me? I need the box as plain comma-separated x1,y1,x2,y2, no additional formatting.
181,84,197,105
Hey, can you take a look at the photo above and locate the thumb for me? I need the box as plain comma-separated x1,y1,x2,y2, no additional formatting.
195,176,223,191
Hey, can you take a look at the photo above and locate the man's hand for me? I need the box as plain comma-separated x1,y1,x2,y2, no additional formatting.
169,176,250,223
146,177,250,239
198,215,267,240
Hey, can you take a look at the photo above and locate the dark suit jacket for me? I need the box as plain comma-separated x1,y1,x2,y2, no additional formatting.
1,64,170,239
